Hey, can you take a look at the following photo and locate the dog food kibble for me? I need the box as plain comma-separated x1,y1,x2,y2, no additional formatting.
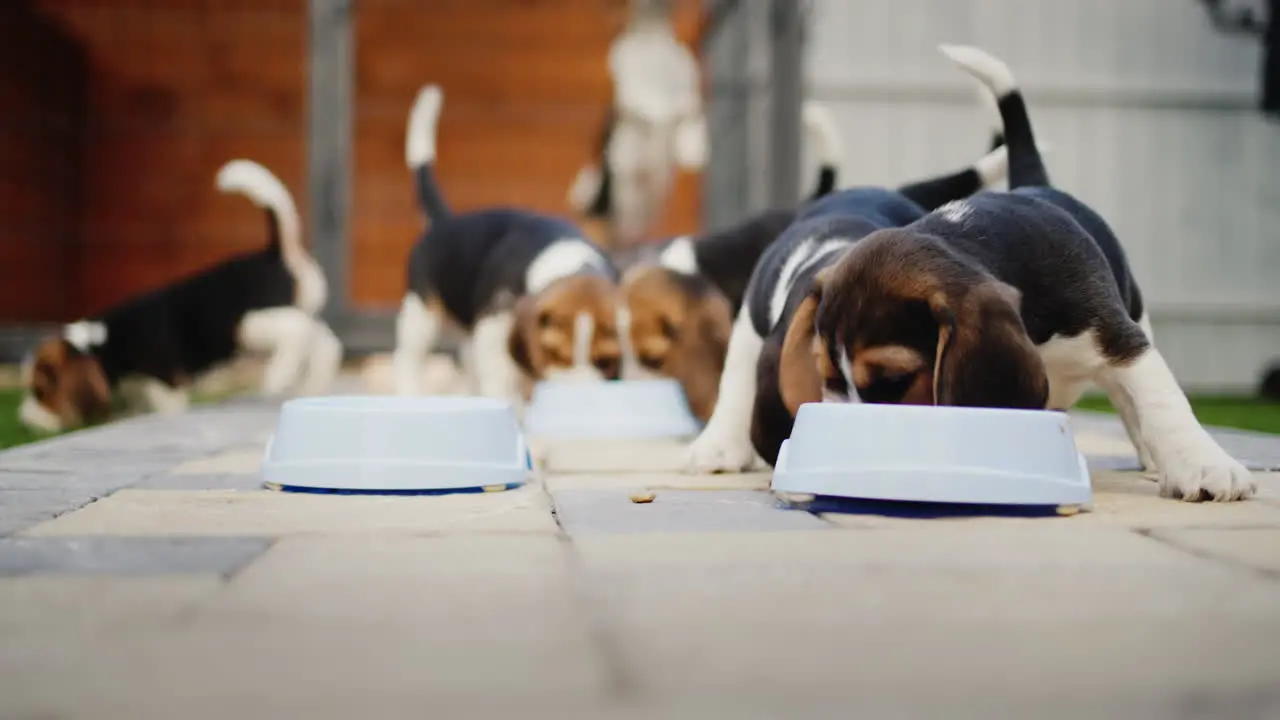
629,492,656,504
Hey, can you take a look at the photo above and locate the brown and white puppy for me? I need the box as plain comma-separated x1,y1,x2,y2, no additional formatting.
393,86,622,407
737,45,1252,502
19,160,342,433
626,102,1012,423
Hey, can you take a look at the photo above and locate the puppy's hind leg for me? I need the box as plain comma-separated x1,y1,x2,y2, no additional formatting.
141,379,190,415
1096,344,1255,502
471,311,526,412
392,293,442,395
298,320,343,395
239,307,316,396
683,309,765,474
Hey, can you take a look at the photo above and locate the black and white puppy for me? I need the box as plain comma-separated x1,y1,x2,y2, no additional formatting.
393,86,623,405
622,103,1012,423
20,160,342,432
761,45,1254,502
683,145,1015,472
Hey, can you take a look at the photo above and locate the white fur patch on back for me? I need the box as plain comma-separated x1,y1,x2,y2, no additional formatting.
63,320,107,353
936,200,974,225
768,239,848,328
658,236,698,275
525,239,607,294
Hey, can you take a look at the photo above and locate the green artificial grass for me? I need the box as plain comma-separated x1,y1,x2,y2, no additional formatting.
0,385,244,452
1075,394,1280,435
0,387,60,450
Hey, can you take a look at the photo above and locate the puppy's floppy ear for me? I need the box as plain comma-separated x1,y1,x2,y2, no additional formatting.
928,280,1048,409
67,356,111,423
678,289,734,422
778,275,827,416
508,296,538,376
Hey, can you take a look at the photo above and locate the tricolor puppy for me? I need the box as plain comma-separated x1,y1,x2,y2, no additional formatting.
393,85,622,405
616,101,844,420
19,160,342,432
683,146,1014,472
629,107,1012,424
566,0,707,250
758,45,1254,502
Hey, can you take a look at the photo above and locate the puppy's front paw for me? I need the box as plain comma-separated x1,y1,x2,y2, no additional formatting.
683,428,757,474
1158,445,1256,502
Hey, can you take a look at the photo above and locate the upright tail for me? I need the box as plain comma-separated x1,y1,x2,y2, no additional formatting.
896,143,1008,212
802,101,842,200
405,84,451,220
216,159,308,274
938,44,1048,189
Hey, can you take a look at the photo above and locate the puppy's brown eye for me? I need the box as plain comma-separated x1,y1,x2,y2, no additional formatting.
537,312,554,328
659,317,679,340
639,353,664,370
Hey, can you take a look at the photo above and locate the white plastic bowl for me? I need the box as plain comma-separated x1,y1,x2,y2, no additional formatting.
261,396,530,494
772,403,1091,506
524,379,702,439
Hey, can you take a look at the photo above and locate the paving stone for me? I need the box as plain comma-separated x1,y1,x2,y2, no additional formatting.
0,625,608,720
0,536,272,577
535,438,690,473
1150,527,1280,574
818,471,1280,529
0,575,221,634
571,530,1280,702
0,489,105,536
132,472,267,491
23,487,557,536
169,448,262,476
544,472,772,493
552,489,828,534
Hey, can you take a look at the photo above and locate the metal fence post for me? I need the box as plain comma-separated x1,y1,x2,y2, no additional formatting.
768,0,804,207
307,0,353,331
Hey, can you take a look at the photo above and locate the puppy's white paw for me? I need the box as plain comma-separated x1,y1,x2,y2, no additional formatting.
1158,445,1256,502
683,428,757,474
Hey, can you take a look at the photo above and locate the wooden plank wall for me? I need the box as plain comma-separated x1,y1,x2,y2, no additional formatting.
0,1,88,322
24,0,702,316
350,0,704,307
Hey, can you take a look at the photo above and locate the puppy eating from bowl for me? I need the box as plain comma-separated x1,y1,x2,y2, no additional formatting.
692,44,1254,503
392,85,623,408
19,160,342,433
626,104,1014,424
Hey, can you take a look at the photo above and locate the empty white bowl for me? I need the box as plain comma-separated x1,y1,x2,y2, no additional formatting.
524,379,702,439
261,396,530,494
772,403,1091,506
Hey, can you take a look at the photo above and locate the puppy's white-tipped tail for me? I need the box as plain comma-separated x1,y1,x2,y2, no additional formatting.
938,44,1018,99
405,84,443,169
973,145,1008,187
801,101,843,170
216,159,305,268
974,77,1004,137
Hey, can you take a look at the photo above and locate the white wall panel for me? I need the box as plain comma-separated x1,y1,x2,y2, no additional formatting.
804,0,1280,391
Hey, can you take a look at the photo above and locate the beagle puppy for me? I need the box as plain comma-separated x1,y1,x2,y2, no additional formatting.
19,160,342,432
725,45,1253,502
567,0,707,250
626,105,1012,423
682,139,1015,472
393,86,622,406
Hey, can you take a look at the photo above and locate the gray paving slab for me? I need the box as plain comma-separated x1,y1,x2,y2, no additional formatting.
132,473,266,491
551,489,829,534
0,536,272,577
0,489,106,537
1071,411,1280,471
